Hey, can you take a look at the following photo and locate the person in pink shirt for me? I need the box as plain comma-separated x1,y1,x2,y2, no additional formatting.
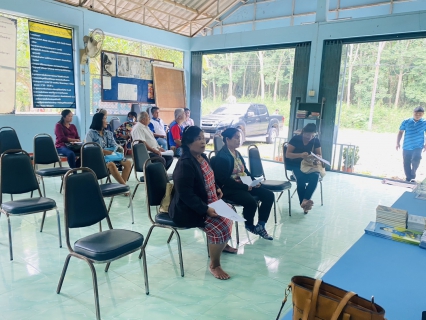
55,109,80,168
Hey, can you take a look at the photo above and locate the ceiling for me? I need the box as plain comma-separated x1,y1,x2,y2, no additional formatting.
54,0,244,37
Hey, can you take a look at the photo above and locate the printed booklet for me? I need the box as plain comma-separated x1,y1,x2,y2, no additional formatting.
365,221,422,245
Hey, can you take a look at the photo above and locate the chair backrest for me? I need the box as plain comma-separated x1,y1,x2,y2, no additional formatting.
131,103,141,115
110,117,121,132
144,159,168,207
213,135,224,152
247,145,265,178
64,168,108,229
132,140,150,173
0,127,22,155
0,150,39,196
80,142,109,180
33,134,61,165
282,143,292,180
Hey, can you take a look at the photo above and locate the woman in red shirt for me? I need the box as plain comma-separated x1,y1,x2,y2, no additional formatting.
55,109,80,168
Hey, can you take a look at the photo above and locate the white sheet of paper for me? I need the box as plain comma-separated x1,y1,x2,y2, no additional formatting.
102,76,111,90
161,150,174,156
240,176,264,187
208,199,246,222
118,83,137,101
310,153,330,166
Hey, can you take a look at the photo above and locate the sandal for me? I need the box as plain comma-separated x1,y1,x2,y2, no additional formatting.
223,244,238,254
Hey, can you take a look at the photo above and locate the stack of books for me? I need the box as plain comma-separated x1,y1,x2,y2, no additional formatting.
420,231,426,249
375,205,407,228
296,110,308,119
365,221,422,245
307,112,320,119
407,215,426,232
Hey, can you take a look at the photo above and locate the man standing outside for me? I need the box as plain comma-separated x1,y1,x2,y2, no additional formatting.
396,106,426,182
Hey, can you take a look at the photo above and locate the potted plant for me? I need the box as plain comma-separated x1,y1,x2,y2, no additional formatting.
342,146,359,173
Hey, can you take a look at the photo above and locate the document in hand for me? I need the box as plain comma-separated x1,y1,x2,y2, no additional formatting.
208,200,246,222
161,150,174,156
310,153,330,166
240,176,264,187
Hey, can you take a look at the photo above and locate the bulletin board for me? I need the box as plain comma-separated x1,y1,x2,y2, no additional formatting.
152,65,186,109
101,50,173,103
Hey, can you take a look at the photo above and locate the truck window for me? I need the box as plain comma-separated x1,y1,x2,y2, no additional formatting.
247,105,258,117
257,105,268,116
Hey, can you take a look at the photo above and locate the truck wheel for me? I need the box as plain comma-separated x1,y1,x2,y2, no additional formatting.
237,128,245,146
266,127,278,144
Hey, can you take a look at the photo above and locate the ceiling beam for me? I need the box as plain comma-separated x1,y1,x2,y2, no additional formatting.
156,0,212,18
94,0,114,16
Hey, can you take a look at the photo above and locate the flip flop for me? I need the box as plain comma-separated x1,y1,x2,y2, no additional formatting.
223,245,238,254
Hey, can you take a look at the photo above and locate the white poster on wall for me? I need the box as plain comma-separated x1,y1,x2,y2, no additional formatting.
0,16,17,114
117,83,137,101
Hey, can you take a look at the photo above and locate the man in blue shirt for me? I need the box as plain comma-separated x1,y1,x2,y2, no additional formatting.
396,106,426,182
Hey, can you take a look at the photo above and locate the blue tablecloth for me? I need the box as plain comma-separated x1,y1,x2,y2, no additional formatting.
283,191,426,320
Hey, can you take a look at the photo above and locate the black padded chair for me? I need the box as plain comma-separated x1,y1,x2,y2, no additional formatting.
0,149,62,260
131,140,150,200
210,155,260,245
33,133,70,197
283,143,323,207
80,142,134,224
213,135,224,152
109,116,121,132
57,168,148,320
0,127,22,155
138,158,197,277
248,144,292,221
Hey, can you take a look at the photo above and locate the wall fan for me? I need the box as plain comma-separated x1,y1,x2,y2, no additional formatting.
80,28,104,64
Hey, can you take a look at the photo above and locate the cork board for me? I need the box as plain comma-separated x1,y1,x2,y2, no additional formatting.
152,65,186,124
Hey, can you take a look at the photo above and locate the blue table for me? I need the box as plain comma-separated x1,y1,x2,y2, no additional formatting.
391,191,426,217
283,191,426,320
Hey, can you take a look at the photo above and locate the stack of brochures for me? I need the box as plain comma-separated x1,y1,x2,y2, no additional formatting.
365,221,422,245
414,178,426,200
407,215,426,232
420,231,426,249
296,110,308,119
375,205,407,228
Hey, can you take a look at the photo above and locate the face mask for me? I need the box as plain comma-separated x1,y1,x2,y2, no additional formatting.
128,118,134,122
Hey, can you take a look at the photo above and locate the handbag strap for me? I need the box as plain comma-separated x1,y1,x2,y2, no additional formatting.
330,291,357,320
305,279,322,320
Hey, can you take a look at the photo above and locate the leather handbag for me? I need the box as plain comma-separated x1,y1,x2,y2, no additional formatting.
276,276,386,320
159,183,174,213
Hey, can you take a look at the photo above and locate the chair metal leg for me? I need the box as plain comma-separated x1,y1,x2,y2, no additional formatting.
140,247,149,295
41,177,46,198
107,196,114,213
167,231,174,244
99,222,102,233
291,189,297,198
10,194,13,201
131,184,140,200
86,260,101,320
40,211,47,232
173,230,184,277
7,215,13,261
206,239,210,258
273,193,277,224
235,221,239,245
56,209,62,248
276,191,284,202
139,225,155,259
105,262,111,272
57,254,72,293
59,178,64,194
320,181,323,206
128,193,134,224
287,189,291,217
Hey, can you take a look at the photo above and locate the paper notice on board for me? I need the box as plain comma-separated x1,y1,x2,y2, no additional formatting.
118,83,137,101
103,76,111,90
0,16,17,114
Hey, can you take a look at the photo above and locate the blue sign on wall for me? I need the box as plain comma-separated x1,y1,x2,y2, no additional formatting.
29,22,76,109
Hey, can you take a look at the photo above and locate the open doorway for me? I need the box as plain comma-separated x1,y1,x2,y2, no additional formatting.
334,39,426,182
201,49,295,160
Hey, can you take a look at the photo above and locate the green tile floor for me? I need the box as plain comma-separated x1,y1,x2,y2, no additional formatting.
0,160,405,319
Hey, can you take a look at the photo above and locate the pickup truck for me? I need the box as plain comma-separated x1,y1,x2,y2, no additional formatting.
200,103,283,144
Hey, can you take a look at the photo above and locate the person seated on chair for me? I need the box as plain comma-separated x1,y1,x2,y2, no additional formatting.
54,109,80,168
182,108,195,128
131,111,173,170
169,126,237,280
96,108,113,132
285,123,321,214
114,111,137,151
168,108,185,157
213,128,274,240
86,113,132,185
148,106,168,150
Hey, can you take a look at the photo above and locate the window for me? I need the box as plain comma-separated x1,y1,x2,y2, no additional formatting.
89,35,183,115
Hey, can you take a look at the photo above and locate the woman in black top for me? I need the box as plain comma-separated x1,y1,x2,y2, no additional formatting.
286,123,322,214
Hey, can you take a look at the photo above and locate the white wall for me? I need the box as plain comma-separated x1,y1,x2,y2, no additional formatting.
0,0,190,151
